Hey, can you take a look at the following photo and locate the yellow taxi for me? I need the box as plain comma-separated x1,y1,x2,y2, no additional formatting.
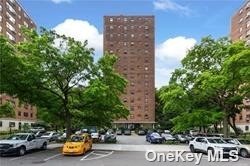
62,134,92,155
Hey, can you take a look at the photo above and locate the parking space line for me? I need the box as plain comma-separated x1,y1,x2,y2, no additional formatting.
43,154,62,161
80,151,95,161
81,151,114,161
92,152,106,156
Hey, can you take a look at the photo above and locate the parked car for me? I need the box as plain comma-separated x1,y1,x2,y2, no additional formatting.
41,131,59,142
146,132,164,144
56,133,67,143
189,137,237,155
161,133,176,141
138,129,146,136
90,130,101,142
184,134,195,142
189,130,199,136
0,133,48,156
31,130,46,137
62,134,92,155
104,131,117,143
223,138,250,158
124,129,131,135
175,134,188,143
30,127,45,132
116,129,123,135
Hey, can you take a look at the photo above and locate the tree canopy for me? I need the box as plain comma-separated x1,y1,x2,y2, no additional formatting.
158,36,250,137
0,29,128,137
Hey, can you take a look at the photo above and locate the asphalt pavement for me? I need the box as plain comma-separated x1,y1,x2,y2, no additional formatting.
1,147,250,166
1,135,250,166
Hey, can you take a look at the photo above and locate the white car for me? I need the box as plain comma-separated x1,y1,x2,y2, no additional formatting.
223,138,250,158
0,133,48,156
41,131,58,142
189,137,237,155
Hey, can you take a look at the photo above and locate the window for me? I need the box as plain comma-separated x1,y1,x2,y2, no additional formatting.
239,9,243,14
6,2,16,14
0,4,2,11
124,26,127,30
24,13,28,19
145,114,149,119
124,17,128,22
130,114,134,119
7,12,16,24
31,113,33,118
18,111,21,116
130,42,134,46
0,121,2,127
245,126,249,131
145,67,148,71
24,21,28,28
7,22,15,32
145,26,149,30
24,112,29,117
110,34,113,38
0,16,2,22
9,122,15,127
110,25,113,29
239,27,243,33
247,21,250,27
109,18,113,22
131,34,134,38
145,34,149,38
239,18,243,23
239,115,243,120
6,32,15,41
130,106,134,111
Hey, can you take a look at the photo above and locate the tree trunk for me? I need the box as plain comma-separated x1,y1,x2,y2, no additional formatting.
65,109,72,139
214,123,218,133
228,116,239,136
223,111,229,138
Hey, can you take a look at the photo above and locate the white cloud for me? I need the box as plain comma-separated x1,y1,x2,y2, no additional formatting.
156,36,196,61
53,19,103,55
155,68,175,88
51,0,71,4
153,0,192,15
155,36,196,88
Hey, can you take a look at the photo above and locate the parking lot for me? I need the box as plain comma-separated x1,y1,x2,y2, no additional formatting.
1,135,250,166
1,147,250,166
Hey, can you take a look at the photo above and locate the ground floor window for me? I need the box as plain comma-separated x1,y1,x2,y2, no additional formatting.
9,122,15,127
245,126,249,131
0,121,2,127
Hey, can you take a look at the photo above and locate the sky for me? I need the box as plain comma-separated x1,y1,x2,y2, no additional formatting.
19,0,245,88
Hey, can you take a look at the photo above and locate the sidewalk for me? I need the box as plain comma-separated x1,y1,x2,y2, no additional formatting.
48,143,189,152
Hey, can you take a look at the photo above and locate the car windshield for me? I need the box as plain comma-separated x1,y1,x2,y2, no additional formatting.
7,134,28,140
208,138,226,144
151,133,160,137
69,136,83,142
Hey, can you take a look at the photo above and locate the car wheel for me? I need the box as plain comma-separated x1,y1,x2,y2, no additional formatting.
190,145,196,153
41,142,47,150
240,149,249,158
18,146,26,156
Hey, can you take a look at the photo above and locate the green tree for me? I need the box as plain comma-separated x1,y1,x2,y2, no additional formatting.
0,29,128,138
0,102,15,118
161,37,249,137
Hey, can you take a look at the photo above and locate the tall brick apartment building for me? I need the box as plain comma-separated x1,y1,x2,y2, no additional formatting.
0,0,37,131
230,0,250,133
104,15,155,129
